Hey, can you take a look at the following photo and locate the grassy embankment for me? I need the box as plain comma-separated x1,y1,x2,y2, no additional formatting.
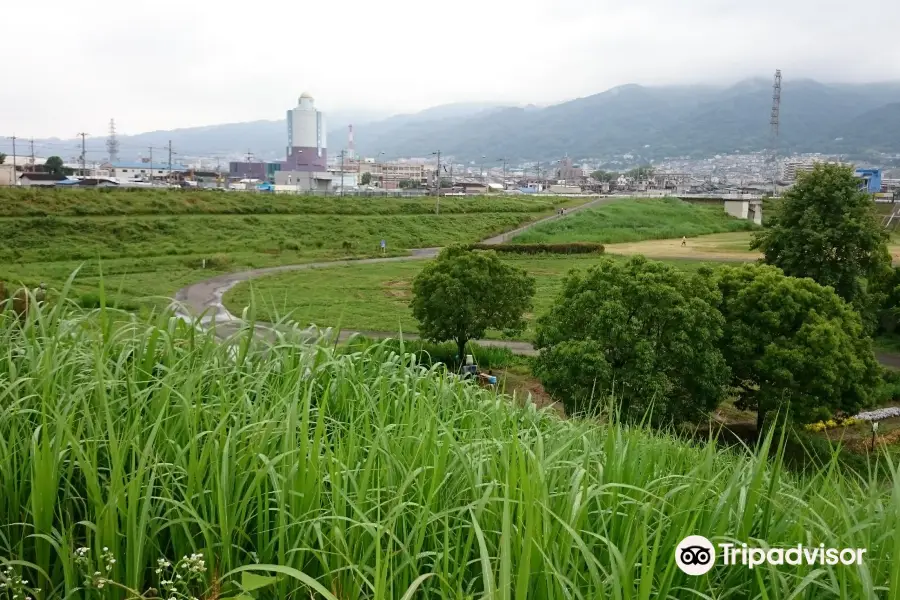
0,302,897,599
512,197,759,244
224,254,719,338
0,188,583,311
225,197,760,336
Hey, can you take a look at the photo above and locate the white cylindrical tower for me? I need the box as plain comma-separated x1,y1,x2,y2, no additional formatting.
285,92,327,171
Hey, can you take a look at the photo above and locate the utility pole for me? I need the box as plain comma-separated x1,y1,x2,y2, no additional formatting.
77,132,89,176
29,139,35,171
8,136,17,185
167,140,173,182
149,147,154,183
339,149,346,197
432,150,442,213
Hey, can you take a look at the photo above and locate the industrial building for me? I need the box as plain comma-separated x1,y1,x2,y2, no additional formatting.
284,93,327,171
349,159,429,189
108,162,188,181
855,168,882,194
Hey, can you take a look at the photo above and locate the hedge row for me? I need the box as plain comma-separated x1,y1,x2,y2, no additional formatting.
468,242,605,255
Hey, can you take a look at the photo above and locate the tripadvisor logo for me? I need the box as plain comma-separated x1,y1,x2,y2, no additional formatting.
675,535,867,576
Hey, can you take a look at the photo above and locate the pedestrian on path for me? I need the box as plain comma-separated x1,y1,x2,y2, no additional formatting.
681,236,686,247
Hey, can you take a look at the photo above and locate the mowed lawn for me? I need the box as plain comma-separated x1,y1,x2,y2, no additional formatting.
224,253,722,339
0,188,585,311
511,197,758,244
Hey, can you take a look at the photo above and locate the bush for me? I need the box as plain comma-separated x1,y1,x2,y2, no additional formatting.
468,242,605,254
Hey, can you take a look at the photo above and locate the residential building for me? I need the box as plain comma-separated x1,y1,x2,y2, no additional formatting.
19,173,68,186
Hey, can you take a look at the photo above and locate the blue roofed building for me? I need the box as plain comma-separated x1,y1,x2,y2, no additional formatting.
854,168,882,194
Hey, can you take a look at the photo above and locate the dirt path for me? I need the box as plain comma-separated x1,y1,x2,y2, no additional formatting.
603,232,759,261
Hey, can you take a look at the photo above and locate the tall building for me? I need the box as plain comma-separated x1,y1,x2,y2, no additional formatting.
284,93,327,171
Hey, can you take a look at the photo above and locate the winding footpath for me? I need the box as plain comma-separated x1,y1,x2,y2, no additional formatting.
173,198,900,366
173,197,615,353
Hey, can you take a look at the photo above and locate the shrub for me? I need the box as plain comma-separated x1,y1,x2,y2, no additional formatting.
469,242,605,254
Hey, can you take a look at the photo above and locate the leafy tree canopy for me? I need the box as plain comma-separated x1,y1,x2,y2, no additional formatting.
534,256,729,424
0,153,6,165
410,246,535,362
44,156,65,176
360,172,372,185
716,263,881,430
591,170,617,183
751,163,891,329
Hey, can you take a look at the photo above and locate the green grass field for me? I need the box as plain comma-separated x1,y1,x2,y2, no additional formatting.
225,254,719,339
0,304,896,598
512,197,758,244
0,188,583,311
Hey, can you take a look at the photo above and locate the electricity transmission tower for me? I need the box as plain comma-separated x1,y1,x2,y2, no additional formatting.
77,132,90,176
107,119,120,163
769,69,782,195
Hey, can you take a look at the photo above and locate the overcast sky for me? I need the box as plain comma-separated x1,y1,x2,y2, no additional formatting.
3,0,900,139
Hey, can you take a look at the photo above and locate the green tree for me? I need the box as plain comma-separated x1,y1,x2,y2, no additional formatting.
534,256,729,423
591,170,616,183
751,164,891,330
0,153,6,165
360,172,372,185
44,156,65,176
716,263,881,432
410,246,535,363
399,179,418,189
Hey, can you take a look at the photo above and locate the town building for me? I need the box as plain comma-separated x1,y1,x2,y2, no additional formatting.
284,93,327,171
107,162,188,181
18,173,68,186
0,164,16,186
556,156,584,182
349,159,429,189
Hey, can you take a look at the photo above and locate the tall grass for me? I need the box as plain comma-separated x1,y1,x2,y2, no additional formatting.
0,291,898,598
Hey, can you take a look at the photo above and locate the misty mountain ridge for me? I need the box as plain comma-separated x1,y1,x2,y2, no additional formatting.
5,79,900,164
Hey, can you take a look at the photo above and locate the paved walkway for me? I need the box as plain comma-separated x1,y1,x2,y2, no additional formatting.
173,199,900,367
174,196,614,330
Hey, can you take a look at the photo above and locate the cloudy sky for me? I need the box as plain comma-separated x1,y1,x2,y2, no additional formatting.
3,0,899,139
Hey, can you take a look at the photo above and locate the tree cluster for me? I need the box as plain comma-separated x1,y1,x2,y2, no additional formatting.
533,257,882,428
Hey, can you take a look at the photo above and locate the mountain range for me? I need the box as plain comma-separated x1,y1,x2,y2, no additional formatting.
5,79,900,164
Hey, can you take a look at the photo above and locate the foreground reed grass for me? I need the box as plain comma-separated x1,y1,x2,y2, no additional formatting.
0,294,899,599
